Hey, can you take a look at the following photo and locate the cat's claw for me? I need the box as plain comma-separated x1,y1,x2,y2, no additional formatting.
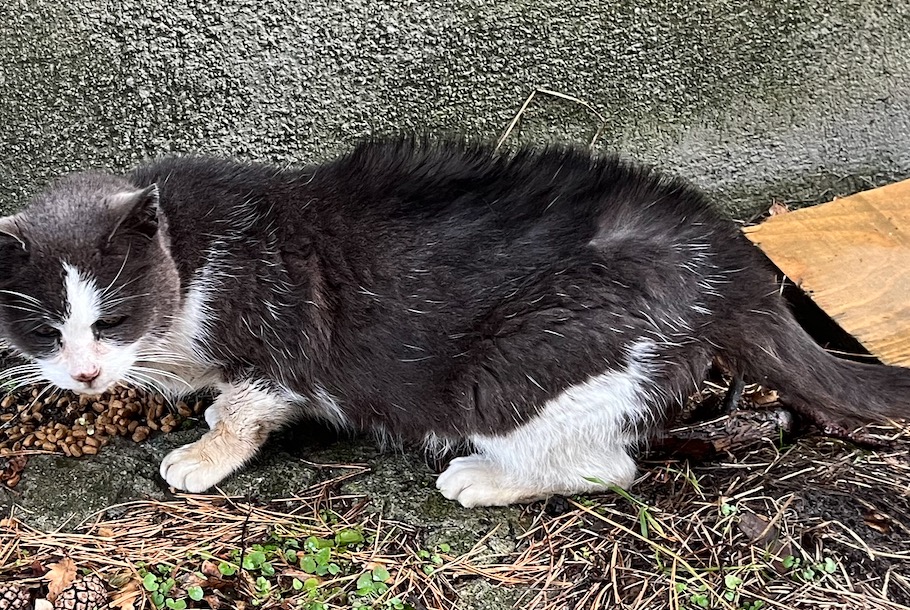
160,425,252,493
436,455,545,508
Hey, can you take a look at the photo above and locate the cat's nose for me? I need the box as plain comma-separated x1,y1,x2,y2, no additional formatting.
72,366,101,385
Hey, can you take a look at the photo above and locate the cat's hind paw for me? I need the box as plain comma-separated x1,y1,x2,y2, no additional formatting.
436,454,545,508
160,425,254,493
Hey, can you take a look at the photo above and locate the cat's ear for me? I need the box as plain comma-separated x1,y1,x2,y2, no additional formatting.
0,215,29,280
0,215,26,250
106,184,161,243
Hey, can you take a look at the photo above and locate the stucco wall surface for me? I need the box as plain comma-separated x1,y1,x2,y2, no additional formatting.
1,1,908,216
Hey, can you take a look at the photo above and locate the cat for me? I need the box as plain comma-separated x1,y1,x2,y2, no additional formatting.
0,139,907,507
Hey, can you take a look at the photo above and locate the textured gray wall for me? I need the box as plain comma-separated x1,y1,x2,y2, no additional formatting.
1,0,908,217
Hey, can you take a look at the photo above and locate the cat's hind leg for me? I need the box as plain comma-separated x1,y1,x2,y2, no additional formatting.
160,380,298,493
437,343,659,508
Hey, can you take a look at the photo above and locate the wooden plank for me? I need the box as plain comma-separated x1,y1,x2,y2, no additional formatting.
743,180,910,368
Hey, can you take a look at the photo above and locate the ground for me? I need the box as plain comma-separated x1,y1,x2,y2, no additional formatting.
1,377,908,610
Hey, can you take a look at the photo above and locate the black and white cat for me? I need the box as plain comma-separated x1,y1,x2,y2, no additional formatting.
0,139,907,507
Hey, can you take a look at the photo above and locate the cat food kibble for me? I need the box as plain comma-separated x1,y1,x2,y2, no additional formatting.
0,385,206,467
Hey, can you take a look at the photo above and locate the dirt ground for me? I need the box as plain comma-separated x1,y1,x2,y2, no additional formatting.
1,373,908,610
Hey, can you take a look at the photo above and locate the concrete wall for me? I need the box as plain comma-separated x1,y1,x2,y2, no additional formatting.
1,0,908,217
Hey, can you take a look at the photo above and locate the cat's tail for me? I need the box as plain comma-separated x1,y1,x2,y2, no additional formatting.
719,306,910,428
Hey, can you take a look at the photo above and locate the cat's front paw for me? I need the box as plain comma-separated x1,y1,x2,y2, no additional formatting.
160,425,253,492
436,455,545,508
204,403,225,428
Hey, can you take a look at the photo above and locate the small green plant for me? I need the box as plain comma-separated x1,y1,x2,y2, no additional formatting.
252,575,272,605
686,582,710,609
355,565,391,596
782,555,838,582
335,528,365,547
722,573,743,602
777,427,788,450
663,465,704,495
136,526,400,610
417,543,449,575
242,548,274,575
138,564,188,610
675,567,768,610
573,545,593,560
298,537,342,576
186,586,204,602
586,478,666,541
782,555,800,570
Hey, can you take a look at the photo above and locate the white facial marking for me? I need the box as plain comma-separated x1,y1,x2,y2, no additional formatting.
36,263,136,393
437,341,657,507
61,262,102,347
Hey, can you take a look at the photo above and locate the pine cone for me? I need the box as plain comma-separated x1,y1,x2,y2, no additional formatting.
53,575,109,610
0,583,30,610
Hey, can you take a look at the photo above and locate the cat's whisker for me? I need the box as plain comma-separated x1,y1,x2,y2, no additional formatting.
101,273,145,302
131,364,191,381
122,370,178,398
0,289,44,306
99,244,131,299
135,360,193,371
12,315,49,325
134,352,196,368
130,365,194,390
0,291,53,319
120,372,159,395
0,361,41,374
134,373,193,393
0,300,54,321
21,381,57,415
134,345,199,359
0,303,48,315
134,347,191,358
0,373,43,388
0,372,44,391
104,293,152,307
0,366,43,384
120,368,164,390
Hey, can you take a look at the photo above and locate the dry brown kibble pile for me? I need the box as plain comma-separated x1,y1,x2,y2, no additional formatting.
0,386,206,466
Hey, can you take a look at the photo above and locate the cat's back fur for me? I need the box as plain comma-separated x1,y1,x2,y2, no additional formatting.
131,140,733,437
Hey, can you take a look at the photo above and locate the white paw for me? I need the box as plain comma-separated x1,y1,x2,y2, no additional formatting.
204,403,224,428
436,455,544,508
160,426,253,492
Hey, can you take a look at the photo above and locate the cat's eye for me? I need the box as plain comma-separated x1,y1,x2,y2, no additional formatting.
94,316,127,331
32,324,60,339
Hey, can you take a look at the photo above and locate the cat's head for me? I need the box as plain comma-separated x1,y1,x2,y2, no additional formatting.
0,173,181,395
